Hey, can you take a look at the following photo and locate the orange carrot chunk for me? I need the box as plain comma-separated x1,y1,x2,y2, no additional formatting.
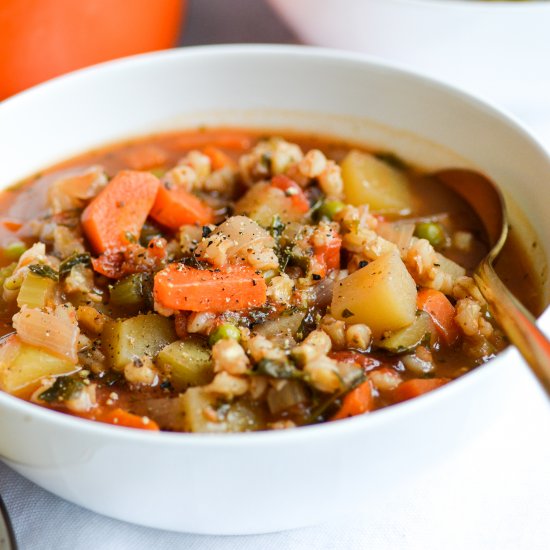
202,145,236,171
81,170,160,254
149,184,214,230
101,408,160,431
417,288,459,346
154,264,266,312
331,380,374,420
392,378,449,403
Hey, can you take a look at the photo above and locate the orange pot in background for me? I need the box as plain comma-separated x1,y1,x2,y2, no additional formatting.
0,0,186,99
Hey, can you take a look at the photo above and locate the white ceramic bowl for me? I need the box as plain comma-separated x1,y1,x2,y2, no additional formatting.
0,45,549,535
268,0,550,118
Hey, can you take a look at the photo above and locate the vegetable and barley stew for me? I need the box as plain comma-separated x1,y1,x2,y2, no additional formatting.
0,129,540,432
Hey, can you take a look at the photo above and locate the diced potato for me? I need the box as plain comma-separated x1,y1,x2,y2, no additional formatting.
341,150,412,214
376,311,432,353
235,182,305,226
179,387,265,433
331,253,417,337
156,337,213,391
0,335,77,393
17,272,56,309
102,314,177,371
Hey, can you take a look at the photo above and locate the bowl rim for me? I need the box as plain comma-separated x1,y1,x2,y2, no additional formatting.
0,43,549,447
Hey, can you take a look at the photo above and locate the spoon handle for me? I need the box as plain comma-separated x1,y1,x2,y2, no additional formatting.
475,260,550,395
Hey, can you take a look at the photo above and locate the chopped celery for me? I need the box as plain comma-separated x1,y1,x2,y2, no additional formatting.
0,335,77,393
102,314,177,371
17,272,56,309
3,242,27,261
0,263,16,289
140,221,164,247
109,273,153,312
376,311,432,353
156,337,213,390
179,388,265,433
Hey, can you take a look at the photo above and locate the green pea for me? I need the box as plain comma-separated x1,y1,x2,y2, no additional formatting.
318,200,345,220
414,222,446,247
3,242,27,261
209,323,241,346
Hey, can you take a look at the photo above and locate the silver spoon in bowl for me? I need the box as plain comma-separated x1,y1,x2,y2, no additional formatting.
435,168,550,394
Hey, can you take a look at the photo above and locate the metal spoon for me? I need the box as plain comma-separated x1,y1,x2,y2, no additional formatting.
435,169,550,394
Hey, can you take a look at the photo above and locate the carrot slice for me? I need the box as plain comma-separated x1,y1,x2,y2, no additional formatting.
392,378,449,403
101,408,160,431
271,175,310,213
1,219,23,232
149,184,214,230
331,380,374,420
202,146,236,171
154,264,266,312
81,170,160,254
312,225,342,277
417,288,458,345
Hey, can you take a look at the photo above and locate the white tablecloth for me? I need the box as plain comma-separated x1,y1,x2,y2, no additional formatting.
2,1,550,548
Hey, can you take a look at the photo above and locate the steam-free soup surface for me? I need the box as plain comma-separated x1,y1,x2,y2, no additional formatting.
0,129,539,432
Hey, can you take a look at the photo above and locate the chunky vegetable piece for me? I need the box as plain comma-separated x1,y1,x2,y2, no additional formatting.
0,128,523,432
341,150,413,213
179,388,265,433
392,378,449,403
417,289,459,346
331,380,374,420
149,183,214,229
17,272,55,309
81,170,160,253
154,264,267,312
377,312,432,353
0,335,77,393
156,337,213,390
102,314,177,370
332,253,417,337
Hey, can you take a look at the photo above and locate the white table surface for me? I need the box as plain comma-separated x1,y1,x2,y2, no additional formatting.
2,1,550,548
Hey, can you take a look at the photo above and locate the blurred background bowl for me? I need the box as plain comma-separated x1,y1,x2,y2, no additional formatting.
0,0,186,99
268,0,550,121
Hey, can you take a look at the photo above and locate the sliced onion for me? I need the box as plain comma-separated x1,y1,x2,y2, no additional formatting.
48,166,107,214
196,215,274,263
311,277,335,309
377,222,415,253
267,380,308,415
13,306,79,363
